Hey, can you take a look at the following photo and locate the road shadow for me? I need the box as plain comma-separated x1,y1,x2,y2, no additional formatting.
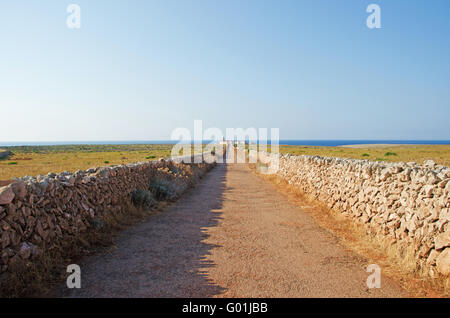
61,164,228,298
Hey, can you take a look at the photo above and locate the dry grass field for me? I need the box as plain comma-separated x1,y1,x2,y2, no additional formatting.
1,143,449,181
277,144,450,167
0,144,204,180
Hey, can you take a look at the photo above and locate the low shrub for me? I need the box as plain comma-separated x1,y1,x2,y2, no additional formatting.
131,189,156,208
92,218,105,229
168,164,182,175
149,179,177,201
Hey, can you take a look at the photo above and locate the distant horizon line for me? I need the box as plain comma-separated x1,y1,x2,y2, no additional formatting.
1,139,450,148
2,138,450,142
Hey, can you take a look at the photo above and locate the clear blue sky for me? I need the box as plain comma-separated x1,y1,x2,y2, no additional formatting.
1,0,449,141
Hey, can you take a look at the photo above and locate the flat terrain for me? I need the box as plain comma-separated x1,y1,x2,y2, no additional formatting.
278,144,450,167
2,144,449,181
61,164,407,298
0,144,177,180
340,143,410,148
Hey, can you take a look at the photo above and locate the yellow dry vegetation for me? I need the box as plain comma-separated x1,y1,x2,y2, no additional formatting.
0,144,204,180
277,145,450,167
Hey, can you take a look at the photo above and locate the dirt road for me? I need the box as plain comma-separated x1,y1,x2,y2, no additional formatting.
62,164,407,297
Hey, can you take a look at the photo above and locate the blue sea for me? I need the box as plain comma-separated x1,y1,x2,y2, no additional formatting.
1,140,449,147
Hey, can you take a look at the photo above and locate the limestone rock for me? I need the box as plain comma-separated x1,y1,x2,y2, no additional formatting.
380,169,391,181
0,186,15,205
19,242,33,259
435,230,450,250
423,160,437,169
427,249,439,266
11,181,27,199
436,248,450,275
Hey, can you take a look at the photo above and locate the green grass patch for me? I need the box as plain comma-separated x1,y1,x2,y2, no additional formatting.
7,162,18,165
384,152,398,156
362,153,370,157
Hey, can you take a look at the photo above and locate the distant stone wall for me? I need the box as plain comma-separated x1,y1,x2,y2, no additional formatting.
251,150,450,277
0,154,216,273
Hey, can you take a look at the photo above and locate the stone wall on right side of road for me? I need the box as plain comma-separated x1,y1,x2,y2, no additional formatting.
251,150,450,277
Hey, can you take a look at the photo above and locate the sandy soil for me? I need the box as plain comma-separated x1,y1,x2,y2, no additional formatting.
60,164,407,298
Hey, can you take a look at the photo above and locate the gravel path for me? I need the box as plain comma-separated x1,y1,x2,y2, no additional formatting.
62,164,407,297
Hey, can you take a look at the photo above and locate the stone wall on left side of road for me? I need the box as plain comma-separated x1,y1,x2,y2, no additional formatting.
0,155,216,274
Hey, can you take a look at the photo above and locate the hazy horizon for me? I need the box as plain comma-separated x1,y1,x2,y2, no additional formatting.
2,139,450,148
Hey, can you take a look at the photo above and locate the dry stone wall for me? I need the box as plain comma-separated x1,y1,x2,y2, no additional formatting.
0,155,216,274
252,150,450,277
